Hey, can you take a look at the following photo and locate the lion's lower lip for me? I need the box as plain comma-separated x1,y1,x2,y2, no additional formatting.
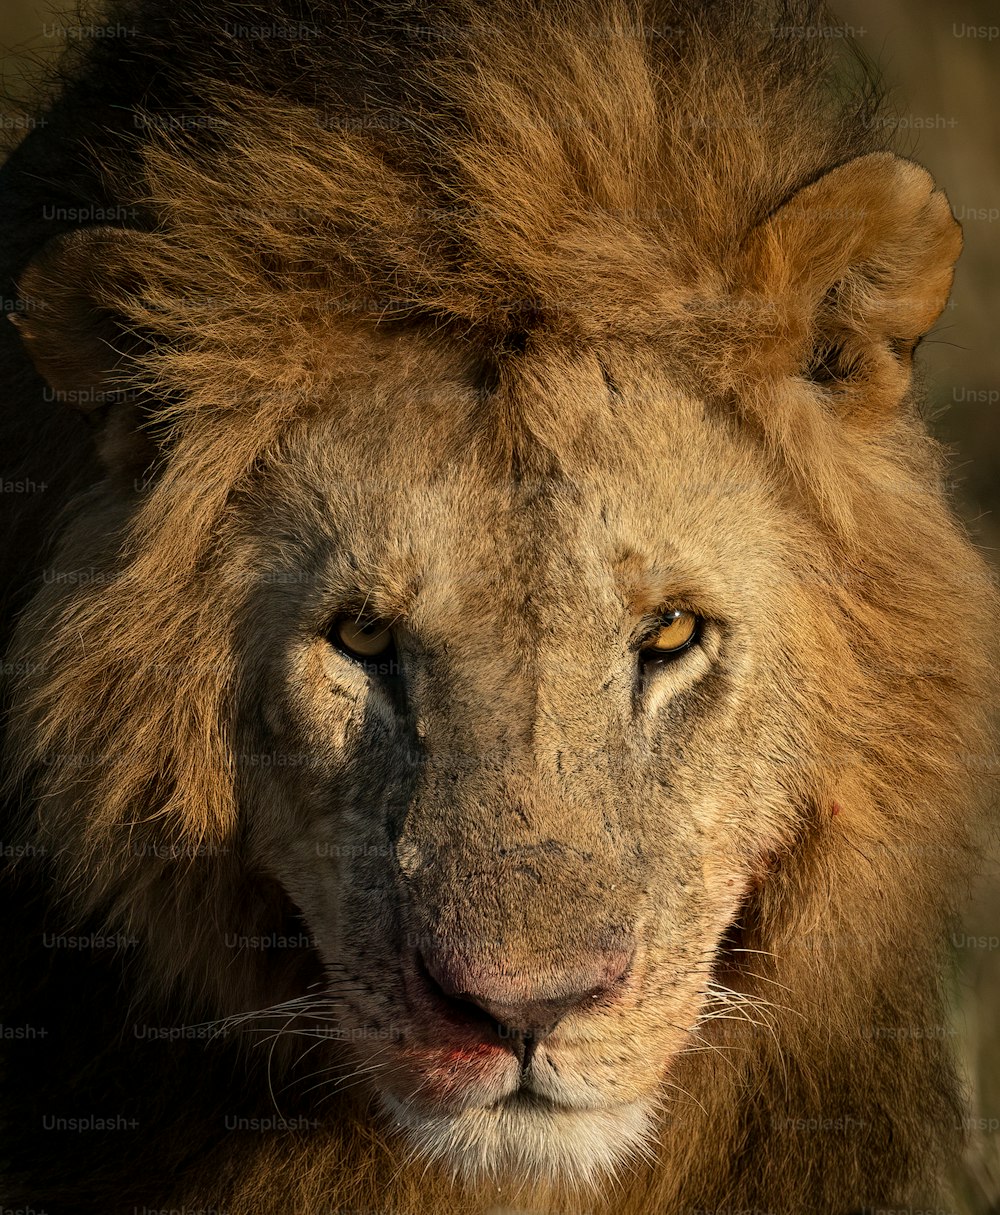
488,1087,559,1112
374,1044,609,1117
501,1073,615,1114
385,1085,620,1129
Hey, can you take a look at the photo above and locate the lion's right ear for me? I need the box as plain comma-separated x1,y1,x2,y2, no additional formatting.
11,226,162,477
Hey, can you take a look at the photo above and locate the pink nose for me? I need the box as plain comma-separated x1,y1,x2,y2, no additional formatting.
416,943,634,1041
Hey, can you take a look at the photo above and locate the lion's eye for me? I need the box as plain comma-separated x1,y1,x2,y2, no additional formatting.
331,616,394,660
638,609,700,662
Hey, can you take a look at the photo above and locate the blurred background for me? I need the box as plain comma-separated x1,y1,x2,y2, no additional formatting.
1,0,998,1208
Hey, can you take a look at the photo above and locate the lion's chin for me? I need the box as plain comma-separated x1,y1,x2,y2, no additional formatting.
381,1090,656,1187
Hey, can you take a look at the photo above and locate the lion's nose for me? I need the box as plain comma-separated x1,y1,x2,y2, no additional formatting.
415,943,633,1042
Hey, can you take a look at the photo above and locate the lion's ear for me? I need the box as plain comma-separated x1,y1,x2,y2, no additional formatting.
11,226,162,478
742,152,962,419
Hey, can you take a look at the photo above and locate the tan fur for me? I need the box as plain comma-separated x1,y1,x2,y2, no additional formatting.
1,2,996,1211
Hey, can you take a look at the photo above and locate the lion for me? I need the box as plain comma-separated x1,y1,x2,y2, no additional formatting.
0,0,995,1212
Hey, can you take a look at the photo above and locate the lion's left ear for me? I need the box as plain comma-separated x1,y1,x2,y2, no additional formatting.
741,151,962,419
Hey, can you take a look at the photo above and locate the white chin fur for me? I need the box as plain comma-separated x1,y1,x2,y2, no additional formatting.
382,1092,655,1187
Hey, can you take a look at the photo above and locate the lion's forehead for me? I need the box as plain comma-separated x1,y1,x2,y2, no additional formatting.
255,356,785,624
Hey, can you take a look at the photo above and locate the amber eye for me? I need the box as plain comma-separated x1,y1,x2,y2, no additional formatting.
332,616,394,659
639,609,700,661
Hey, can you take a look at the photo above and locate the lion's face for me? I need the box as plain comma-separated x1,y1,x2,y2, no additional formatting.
232,338,814,1182
4,0,988,1193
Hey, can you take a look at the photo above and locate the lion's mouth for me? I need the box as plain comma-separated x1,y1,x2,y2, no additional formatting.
487,1072,581,1113
340,918,740,1185
323,888,754,1182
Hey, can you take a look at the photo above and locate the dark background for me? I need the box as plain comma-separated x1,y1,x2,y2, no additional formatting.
2,1,998,1208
